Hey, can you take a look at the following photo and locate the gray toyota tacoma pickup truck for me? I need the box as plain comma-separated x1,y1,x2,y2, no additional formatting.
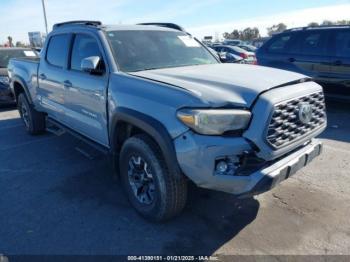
8,21,327,222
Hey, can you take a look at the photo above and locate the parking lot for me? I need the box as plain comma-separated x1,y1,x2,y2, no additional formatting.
0,100,349,256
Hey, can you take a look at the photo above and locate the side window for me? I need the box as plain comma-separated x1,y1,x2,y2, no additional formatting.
70,34,104,71
267,34,294,53
334,31,350,58
222,47,230,53
299,31,328,56
225,48,232,54
46,34,71,67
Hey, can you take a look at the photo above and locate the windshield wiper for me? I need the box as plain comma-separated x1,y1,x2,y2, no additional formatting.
141,67,161,71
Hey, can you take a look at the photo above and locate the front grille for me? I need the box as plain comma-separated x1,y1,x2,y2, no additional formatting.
266,92,326,148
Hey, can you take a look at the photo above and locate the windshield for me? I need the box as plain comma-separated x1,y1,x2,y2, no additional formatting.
0,49,37,68
106,30,218,72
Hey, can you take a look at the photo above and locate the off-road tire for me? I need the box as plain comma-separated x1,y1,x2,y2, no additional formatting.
119,134,187,222
18,93,45,135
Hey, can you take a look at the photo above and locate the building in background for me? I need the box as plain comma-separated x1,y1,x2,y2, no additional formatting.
28,32,46,48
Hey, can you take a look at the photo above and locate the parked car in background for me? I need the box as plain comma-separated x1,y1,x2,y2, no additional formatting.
237,44,257,53
206,45,243,63
206,46,221,60
9,21,326,222
251,37,271,48
0,48,38,104
212,45,257,64
223,39,245,46
218,52,244,63
256,25,350,97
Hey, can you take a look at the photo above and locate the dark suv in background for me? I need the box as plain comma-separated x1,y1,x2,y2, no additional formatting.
256,25,350,97
0,48,38,105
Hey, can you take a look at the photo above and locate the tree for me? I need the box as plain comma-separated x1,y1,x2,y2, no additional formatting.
335,20,350,25
223,27,260,41
240,27,260,41
7,36,13,47
223,29,240,39
267,23,287,36
308,20,350,27
16,41,27,47
231,29,240,39
308,22,319,27
223,32,231,39
321,20,334,26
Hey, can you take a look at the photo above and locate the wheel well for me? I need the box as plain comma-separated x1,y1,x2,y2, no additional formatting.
113,121,148,154
13,81,25,102
110,110,183,179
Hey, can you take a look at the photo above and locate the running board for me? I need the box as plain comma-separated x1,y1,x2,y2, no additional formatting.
46,117,110,155
46,123,66,136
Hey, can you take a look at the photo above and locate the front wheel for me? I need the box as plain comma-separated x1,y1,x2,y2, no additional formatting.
119,134,187,222
18,93,46,135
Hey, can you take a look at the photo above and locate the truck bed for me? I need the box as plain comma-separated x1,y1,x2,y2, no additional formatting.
8,57,40,101
11,56,40,63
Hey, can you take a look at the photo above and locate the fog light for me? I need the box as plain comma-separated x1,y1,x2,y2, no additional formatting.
216,161,228,173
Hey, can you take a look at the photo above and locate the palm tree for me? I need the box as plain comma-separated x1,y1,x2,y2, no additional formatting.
7,36,13,47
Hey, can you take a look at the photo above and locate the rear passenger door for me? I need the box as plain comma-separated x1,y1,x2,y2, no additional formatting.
257,32,299,71
63,33,109,146
38,33,72,122
291,30,332,80
329,29,350,91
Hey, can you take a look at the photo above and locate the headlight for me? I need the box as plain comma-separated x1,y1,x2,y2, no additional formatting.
177,109,251,135
0,76,10,85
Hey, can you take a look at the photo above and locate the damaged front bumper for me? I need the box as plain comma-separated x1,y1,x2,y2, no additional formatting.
174,131,323,196
237,139,322,198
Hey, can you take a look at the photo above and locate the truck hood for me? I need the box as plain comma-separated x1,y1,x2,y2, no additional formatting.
130,64,308,107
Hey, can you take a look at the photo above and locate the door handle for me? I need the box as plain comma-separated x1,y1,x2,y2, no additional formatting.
334,60,342,66
63,80,72,88
39,73,47,80
288,57,296,63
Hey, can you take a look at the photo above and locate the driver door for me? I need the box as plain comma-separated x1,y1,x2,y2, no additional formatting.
63,33,109,147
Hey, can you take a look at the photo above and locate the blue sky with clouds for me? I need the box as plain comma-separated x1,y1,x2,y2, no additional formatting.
0,0,349,43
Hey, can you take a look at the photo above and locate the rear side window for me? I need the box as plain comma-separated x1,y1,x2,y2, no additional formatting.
267,34,294,53
215,47,224,52
222,47,230,53
70,34,103,71
46,34,71,67
334,31,350,58
299,31,328,56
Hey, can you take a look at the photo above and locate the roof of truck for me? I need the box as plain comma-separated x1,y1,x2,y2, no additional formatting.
104,24,179,32
52,20,185,33
284,24,350,32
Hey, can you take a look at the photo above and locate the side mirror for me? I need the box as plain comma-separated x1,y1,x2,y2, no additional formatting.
81,56,102,74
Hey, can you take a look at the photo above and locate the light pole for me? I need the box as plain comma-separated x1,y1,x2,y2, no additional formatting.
41,0,48,35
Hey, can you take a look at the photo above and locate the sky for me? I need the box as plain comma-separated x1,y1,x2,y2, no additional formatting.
0,0,350,44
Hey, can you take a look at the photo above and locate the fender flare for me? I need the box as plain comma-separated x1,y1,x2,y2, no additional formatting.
11,76,33,104
110,107,182,177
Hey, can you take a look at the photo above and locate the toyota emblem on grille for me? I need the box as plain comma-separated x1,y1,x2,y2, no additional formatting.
298,103,313,124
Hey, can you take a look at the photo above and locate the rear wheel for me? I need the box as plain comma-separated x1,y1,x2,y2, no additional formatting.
119,134,187,222
18,93,46,135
